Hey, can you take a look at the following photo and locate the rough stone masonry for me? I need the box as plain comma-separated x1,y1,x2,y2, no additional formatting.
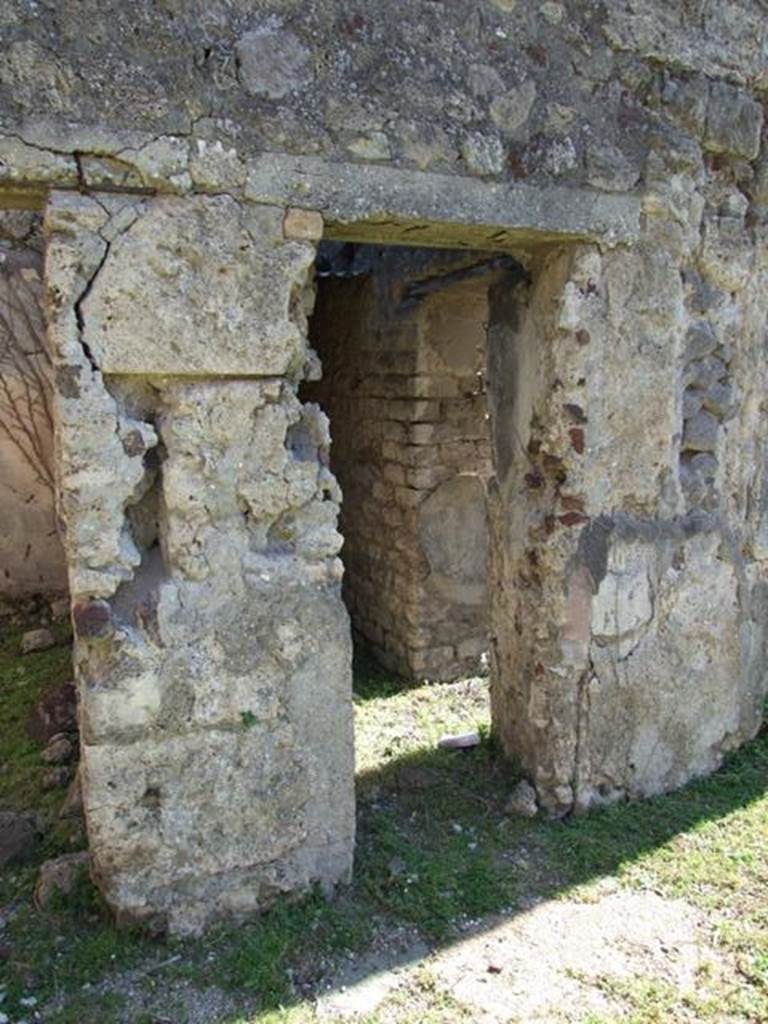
0,0,766,932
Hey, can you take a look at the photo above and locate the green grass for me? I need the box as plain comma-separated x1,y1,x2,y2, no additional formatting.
1,623,766,1023
0,619,73,814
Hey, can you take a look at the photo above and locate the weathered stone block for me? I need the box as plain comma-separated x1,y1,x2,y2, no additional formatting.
680,452,719,508
702,380,734,419
284,207,324,241
591,543,653,659
682,409,719,452
585,141,640,192
188,139,246,193
684,355,726,391
235,28,314,99
684,320,718,362
586,534,744,804
682,389,704,418
0,133,78,187
698,215,755,293
660,74,709,134
461,132,506,177
81,196,315,377
705,82,764,160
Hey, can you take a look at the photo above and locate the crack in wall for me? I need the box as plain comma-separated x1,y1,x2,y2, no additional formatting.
73,237,110,375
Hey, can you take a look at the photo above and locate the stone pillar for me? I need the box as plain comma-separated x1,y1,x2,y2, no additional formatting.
488,220,768,816
44,192,354,934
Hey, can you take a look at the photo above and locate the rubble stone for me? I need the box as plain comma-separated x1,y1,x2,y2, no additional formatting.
41,734,75,764
0,811,39,867
34,852,90,909
26,681,77,744
506,780,538,818
682,409,720,453
704,82,764,160
20,628,55,654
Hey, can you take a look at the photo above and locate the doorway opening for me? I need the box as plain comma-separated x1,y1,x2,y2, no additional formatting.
301,242,525,683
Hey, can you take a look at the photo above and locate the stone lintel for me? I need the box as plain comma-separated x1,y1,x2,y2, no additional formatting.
245,154,642,251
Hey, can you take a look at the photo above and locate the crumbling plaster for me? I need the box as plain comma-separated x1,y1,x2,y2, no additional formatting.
0,0,763,931
44,191,353,934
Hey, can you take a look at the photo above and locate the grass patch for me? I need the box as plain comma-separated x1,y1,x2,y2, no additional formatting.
1,626,766,1023
46,991,128,1024
0,620,73,815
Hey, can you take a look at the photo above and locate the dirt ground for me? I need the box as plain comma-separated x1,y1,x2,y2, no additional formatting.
317,887,711,1022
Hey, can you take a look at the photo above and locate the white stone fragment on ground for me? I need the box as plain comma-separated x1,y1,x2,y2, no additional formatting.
438,731,481,750
20,628,55,655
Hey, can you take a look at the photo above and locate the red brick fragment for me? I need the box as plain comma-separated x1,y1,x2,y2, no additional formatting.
558,511,590,527
569,427,585,454
72,600,112,638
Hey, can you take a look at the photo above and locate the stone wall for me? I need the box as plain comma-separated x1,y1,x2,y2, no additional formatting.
0,210,67,603
305,247,502,680
1,1,764,206
487,169,768,813
0,0,764,929
44,192,354,935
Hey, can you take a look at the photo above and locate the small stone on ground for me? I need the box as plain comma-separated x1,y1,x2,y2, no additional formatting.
20,628,56,654
505,779,538,818
26,680,77,743
34,851,90,909
437,731,481,750
0,811,40,867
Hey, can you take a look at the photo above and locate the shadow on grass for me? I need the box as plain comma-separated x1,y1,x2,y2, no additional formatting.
43,718,767,1022
2,633,767,1023
190,715,768,1021
350,635,426,703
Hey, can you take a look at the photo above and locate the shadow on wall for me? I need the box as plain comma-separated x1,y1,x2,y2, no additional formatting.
0,211,67,606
